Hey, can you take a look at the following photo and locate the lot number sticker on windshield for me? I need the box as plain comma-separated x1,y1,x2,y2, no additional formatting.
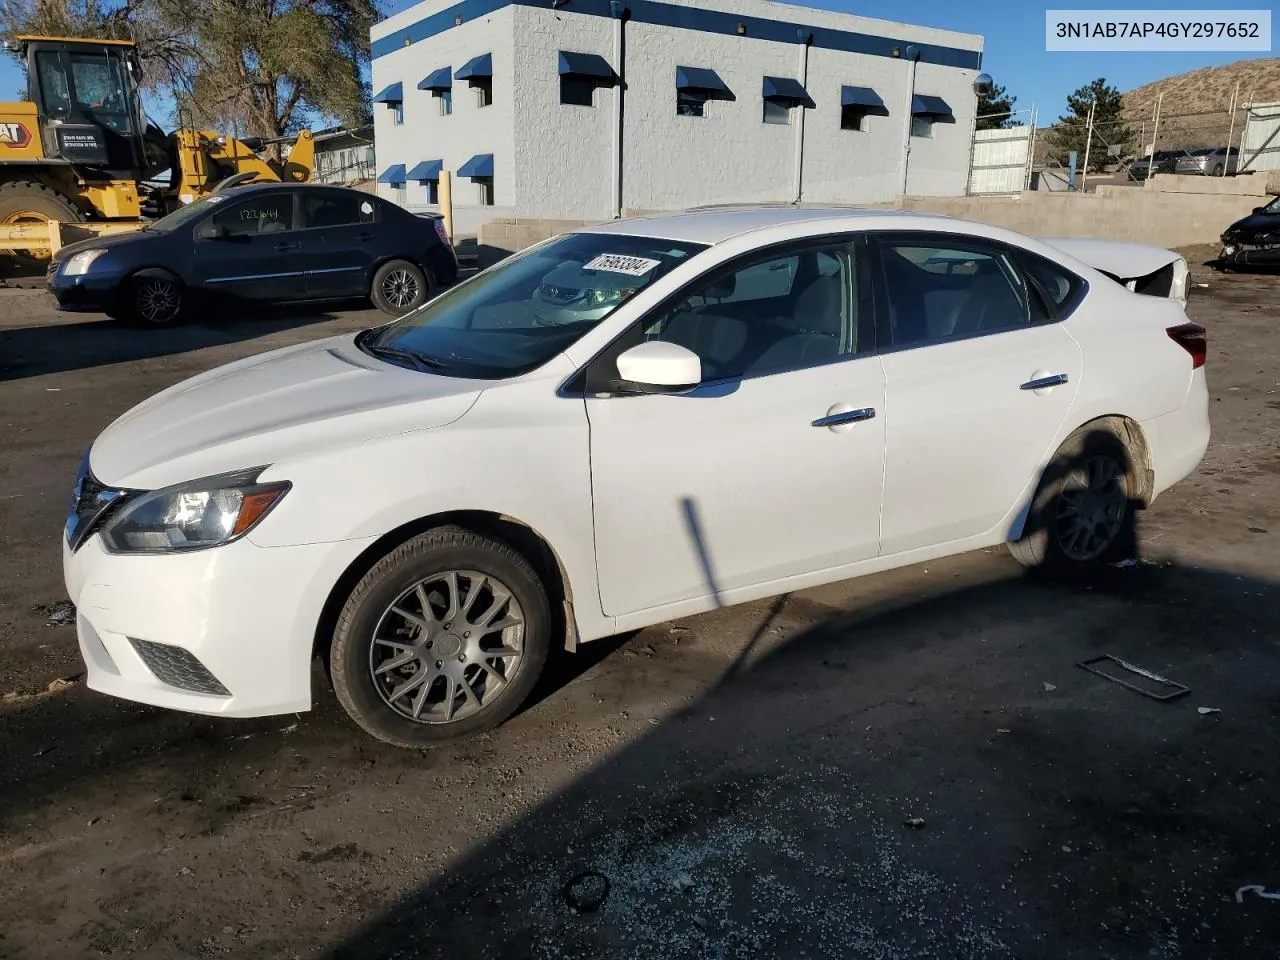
583,254,662,277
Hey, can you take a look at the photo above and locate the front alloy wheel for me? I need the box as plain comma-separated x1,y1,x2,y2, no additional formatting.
370,570,527,724
330,526,552,746
133,276,182,325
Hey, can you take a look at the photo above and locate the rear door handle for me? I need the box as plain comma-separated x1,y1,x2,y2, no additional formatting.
1020,373,1068,391
275,240,300,252
812,407,876,428
355,232,374,242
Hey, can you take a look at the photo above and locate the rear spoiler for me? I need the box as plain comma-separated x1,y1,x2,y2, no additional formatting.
1039,238,1189,308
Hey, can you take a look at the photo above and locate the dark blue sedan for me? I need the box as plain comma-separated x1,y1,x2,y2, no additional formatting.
47,183,459,325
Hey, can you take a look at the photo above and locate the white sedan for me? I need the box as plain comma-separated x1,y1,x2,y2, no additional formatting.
61,208,1210,746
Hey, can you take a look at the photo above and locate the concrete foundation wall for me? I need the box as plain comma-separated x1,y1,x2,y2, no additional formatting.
477,176,1271,258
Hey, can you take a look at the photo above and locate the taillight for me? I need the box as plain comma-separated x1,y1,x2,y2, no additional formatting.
1167,322,1206,369
433,218,452,247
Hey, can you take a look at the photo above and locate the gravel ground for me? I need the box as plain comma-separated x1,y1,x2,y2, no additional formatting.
2,249,1279,959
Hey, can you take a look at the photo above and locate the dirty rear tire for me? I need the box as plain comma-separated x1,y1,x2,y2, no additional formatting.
1008,426,1139,577
330,526,552,747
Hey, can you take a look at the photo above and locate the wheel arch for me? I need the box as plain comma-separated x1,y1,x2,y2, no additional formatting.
1009,413,1154,541
129,265,184,284
312,509,579,667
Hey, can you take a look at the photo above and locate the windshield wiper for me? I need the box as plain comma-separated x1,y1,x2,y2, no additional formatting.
362,341,450,372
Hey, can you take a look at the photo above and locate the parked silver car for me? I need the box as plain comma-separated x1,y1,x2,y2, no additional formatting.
1128,150,1182,181
1175,147,1239,177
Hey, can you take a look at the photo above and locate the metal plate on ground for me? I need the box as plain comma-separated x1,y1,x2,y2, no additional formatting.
1076,655,1191,701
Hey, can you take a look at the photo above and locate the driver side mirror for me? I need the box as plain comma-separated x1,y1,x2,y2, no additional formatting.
1254,206,1267,215
614,341,702,395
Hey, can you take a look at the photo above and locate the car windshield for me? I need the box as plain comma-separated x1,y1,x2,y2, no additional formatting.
1188,148,1214,156
1263,196,1280,214
361,232,707,378
145,193,232,231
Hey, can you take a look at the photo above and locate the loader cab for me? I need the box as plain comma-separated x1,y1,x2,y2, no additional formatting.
17,36,152,177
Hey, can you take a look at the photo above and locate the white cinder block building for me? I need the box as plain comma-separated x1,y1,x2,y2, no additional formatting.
369,0,984,234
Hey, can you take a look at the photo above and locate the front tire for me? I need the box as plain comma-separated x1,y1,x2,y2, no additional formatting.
124,273,184,326
370,259,429,315
1008,427,1139,577
330,526,552,747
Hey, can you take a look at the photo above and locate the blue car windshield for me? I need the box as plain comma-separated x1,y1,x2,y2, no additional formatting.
362,232,706,378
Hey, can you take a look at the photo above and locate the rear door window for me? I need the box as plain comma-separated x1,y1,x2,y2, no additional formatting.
872,235,1036,348
302,192,378,229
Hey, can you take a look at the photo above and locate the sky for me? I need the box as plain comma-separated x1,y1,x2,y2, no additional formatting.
0,0,1270,128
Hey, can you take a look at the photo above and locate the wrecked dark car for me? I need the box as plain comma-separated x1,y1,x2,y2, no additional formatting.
1219,195,1280,268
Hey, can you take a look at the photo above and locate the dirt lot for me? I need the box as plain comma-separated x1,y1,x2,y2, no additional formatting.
1,251,1279,960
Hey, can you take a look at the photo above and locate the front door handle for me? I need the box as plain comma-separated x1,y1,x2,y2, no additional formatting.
355,232,374,242
812,406,876,429
275,240,300,252
1020,373,1069,391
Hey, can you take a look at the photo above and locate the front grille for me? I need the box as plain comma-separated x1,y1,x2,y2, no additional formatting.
65,450,130,551
46,261,58,283
128,638,231,696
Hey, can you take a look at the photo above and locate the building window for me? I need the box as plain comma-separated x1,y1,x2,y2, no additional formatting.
476,177,494,206
393,184,406,206
911,116,934,138
393,102,404,125
426,180,439,205
841,105,869,131
561,76,595,107
437,90,452,116
677,89,708,118
763,99,792,125
474,78,493,107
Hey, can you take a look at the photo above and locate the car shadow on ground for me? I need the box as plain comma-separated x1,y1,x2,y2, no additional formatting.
4,557,1280,958
0,300,374,382
315,558,1280,960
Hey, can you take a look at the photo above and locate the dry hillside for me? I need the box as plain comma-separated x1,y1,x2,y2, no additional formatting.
1122,58,1280,149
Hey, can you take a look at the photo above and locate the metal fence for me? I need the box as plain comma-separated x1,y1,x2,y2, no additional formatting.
1023,98,1254,191
966,109,1035,195
314,145,376,184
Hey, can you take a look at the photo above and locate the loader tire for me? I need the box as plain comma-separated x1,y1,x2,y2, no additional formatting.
0,181,82,265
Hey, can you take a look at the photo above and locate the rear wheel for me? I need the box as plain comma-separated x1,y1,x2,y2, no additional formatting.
1210,163,1224,177
0,180,81,265
1008,426,1139,576
370,259,429,315
330,526,552,747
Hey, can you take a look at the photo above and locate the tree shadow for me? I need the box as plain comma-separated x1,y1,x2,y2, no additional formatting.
0,300,372,382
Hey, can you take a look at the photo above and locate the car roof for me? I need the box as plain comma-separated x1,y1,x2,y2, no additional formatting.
579,205,967,246
222,181,365,196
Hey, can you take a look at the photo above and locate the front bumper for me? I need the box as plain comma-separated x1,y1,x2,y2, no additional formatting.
63,530,377,717
1218,240,1280,267
47,269,125,314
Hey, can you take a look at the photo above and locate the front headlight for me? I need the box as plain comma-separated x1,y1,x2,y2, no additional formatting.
99,469,290,554
63,248,108,277
587,287,637,307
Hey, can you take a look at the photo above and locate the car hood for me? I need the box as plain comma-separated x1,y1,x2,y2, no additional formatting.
54,227,160,264
1224,214,1280,239
89,334,487,489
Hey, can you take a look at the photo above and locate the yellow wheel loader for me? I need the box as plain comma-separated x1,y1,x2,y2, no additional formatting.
0,34,314,261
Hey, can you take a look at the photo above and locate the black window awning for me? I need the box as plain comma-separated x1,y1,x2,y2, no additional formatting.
762,75,814,108
911,94,955,119
841,85,887,111
676,66,730,94
558,51,615,82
